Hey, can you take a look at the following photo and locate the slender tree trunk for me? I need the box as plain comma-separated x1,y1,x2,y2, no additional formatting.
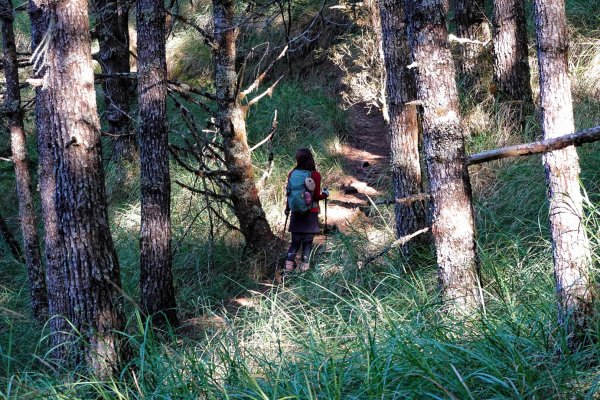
454,0,490,76
137,0,178,326
0,0,47,322
44,0,127,377
379,0,426,247
492,0,533,103
28,0,70,360
533,0,593,350
92,0,137,165
213,0,277,262
404,0,483,313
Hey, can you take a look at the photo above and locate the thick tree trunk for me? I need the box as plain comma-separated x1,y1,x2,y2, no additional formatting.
44,0,127,377
0,0,47,322
533,0,593,350
492,0,533,103
378,0,426,246
454,0,490,76
29,0,70,360
92,0,137,164
404,0,483,313
137,0,178,326
213,0,277,262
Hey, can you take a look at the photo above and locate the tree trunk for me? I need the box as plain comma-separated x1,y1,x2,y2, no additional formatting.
28,0,70,361
533,0,593,350
454,0,490,77
137,0,178,326
213,0,277,263
404,0,483,313
44,0,127,377
492,0,533,103
0,0,47,322
378,0,426,247
92,0,137,165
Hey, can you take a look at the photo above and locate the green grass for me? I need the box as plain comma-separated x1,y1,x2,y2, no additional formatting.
1,0,600,398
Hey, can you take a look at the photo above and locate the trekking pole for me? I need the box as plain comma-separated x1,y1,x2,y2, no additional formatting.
281,212,289,239
323,187,329,234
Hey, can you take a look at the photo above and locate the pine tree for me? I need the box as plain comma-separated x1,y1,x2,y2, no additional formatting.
404,0,483,313
533,0,594,350
137,0,178,326
43,0,127,376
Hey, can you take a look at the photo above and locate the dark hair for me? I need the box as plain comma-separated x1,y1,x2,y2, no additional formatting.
295,148,316,171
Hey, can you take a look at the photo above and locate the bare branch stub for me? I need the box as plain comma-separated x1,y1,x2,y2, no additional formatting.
245,75,283,107
239,45,288,100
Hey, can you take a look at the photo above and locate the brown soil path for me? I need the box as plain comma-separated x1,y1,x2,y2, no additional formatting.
319,102,389,236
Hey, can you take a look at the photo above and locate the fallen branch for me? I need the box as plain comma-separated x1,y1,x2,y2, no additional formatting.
466,125,600,166
374,193,430,206
448,34,489,46
359,228,429,268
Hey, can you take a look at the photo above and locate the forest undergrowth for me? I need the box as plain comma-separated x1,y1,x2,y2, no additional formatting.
1,0,600,398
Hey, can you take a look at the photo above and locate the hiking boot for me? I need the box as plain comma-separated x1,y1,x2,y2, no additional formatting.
299,262,310,272
285,260,294,272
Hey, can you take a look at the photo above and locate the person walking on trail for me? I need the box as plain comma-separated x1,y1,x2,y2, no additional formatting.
284,148,329,273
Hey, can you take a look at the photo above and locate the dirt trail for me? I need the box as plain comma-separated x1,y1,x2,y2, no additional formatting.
319,102,389,235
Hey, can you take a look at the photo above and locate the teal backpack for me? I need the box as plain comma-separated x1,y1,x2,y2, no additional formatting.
287,169,313,213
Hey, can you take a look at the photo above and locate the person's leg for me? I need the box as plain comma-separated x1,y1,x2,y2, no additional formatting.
285,233,302,271
299,234,314,271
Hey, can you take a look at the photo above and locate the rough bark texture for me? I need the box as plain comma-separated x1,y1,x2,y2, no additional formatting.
137,0,178,326
92,0,136,164
29,0,70,360
213,0,277,263
454,0,490,76
0,0,48,322
492,0,533,103
379,0,426,244
404,0,483,313
44,0,127,377
533,0,593,349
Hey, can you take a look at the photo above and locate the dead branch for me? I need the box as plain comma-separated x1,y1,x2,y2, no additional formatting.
246,75,283,107
0,156,12,162
359,228,429,268
466,125,600,166
94,72,137,80
166,10,215,48
374,193,430,206
167,80,216,100
168,85,215,116
257,110,278,189
448,34,489,46
175,179,231,201
251,109,278,152
239,46,288,100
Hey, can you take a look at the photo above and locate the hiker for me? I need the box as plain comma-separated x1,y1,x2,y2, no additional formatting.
284,148,329,272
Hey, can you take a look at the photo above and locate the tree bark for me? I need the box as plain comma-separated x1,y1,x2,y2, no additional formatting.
137,0,178,326
44,0,127,377
0,0,47,323
492,0,533,103
28,0,70,361
404,0,483,313
533,0,593,350
213,0,277,263
378,0,426,248
92,0,137,165
454,0,490,76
